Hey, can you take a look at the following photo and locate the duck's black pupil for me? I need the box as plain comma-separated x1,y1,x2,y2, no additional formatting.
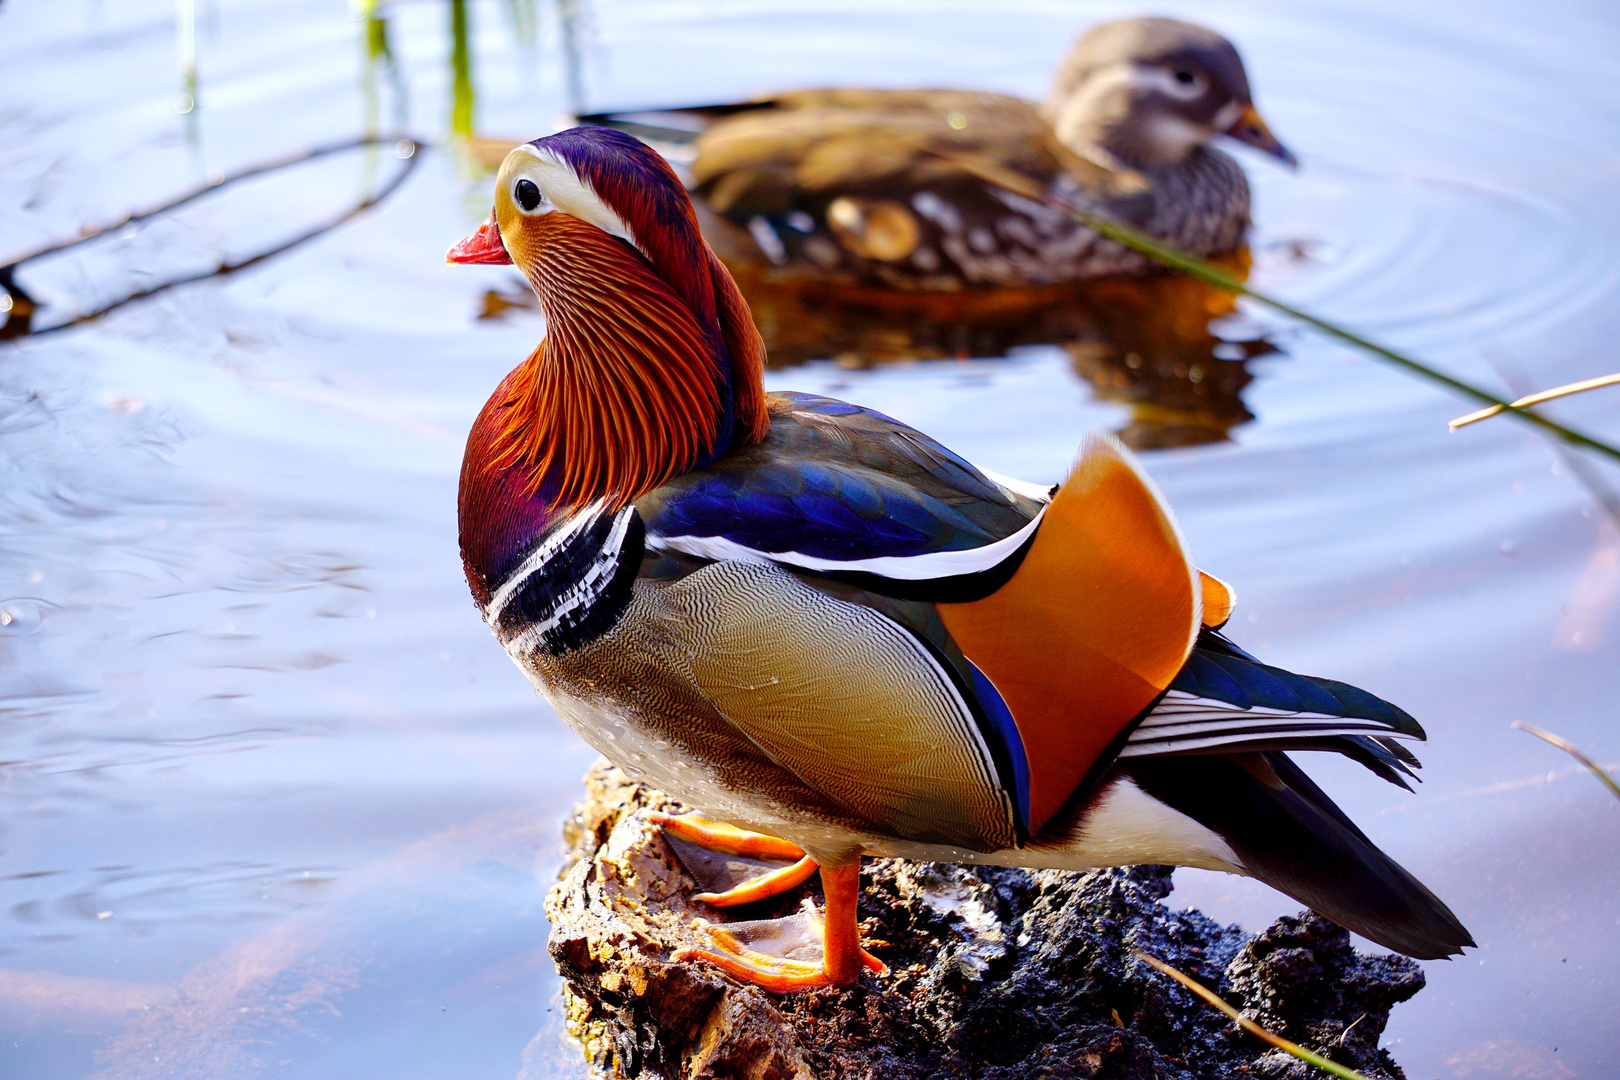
515,178,541,212
1175,70,1195,84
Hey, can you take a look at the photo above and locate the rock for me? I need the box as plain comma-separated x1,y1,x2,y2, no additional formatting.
547,762,1425,1080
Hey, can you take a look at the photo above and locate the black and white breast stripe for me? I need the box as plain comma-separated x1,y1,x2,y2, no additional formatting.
1118,690,1422,758
485,501,644,656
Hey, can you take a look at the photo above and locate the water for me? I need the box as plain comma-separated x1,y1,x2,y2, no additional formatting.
2,1,1617,1077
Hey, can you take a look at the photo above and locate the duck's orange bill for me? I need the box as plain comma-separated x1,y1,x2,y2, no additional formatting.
447,211,512,265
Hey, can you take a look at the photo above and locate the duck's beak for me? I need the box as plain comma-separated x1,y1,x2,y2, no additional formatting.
447,211,512,265
1224,104,1298,169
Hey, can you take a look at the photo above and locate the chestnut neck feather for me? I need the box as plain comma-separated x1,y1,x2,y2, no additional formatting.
485,213,754,515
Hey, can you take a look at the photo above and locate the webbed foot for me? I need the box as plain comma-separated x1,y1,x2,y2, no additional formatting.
649,813,884,991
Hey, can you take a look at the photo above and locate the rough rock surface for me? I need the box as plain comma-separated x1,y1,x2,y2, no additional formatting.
547,762,1425,1080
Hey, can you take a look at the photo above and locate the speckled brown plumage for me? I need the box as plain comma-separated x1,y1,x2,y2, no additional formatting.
689,92,1251,290
581,17,1294,293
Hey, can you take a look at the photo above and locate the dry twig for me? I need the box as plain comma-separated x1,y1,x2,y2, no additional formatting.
1450,373,1620,429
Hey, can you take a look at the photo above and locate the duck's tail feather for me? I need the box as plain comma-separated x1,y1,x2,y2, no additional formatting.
1118,628,1426,788
1123,751,1475,960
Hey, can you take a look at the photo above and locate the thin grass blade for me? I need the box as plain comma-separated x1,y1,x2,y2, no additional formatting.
1512,723,1620,804
1132,950,1372,1080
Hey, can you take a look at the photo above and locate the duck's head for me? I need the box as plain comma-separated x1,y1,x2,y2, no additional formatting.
1044,17,1295,171
448,127,769,514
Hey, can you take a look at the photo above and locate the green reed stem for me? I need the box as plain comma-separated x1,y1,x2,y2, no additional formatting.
449,0,475,140
931,146,1620,463
1080,215,1620,462
1134,950,1372,1080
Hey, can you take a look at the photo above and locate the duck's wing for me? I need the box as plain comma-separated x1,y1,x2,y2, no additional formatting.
629,393,1050,851
638,390,1053,601
651,555,1024,855
581,90,1080,185
640,397,1204,838
589,91,1153,287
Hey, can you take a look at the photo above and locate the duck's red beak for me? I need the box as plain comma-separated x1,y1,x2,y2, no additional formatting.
447,212,512,265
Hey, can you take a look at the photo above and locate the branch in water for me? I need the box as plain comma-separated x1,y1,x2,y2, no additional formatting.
1,134,427,340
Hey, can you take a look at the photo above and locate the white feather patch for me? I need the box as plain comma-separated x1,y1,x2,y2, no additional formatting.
1032,776,1240,872
513,144,643,255
645,504,1046,582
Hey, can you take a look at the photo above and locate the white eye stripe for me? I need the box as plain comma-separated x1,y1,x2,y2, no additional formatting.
511,144,644,255
1134,64,1207,100
1068,61,1209,105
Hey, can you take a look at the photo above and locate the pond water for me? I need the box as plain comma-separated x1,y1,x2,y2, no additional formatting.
2,1,1617,1078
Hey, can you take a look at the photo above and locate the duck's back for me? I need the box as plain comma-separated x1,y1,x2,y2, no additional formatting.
683,89,1249,289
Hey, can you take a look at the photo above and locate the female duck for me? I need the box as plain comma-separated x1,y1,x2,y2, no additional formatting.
585,17,1296,291
448,128,1468,991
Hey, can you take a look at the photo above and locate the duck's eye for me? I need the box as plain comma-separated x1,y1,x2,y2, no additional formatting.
1159,66,1206,99
515,178,543,212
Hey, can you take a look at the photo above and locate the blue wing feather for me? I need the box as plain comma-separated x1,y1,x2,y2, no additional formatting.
636,392,1045,580
1168,644,1422,737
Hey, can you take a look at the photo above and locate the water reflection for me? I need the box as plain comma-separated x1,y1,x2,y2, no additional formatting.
4,1,1620,1078
481,253,1273,448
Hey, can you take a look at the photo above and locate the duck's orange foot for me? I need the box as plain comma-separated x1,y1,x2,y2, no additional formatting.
677,900,888,992
649,816,885,991
649,811,817,906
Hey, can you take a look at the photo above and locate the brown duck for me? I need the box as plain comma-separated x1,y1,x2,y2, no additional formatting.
582,17,1296,293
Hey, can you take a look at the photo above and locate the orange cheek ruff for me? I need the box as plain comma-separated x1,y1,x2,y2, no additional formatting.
489,213,730,513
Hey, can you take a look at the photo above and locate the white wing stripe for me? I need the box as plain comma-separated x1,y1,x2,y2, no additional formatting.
977,467,1057,503
1117,728,1402,757
1123,690,1418,758
647,504,1046,581
1133,717,1402,738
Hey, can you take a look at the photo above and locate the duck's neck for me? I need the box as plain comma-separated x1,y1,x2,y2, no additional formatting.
459,216,763,602
504,217,747,505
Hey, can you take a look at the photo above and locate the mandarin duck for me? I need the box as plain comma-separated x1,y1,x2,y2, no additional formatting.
447,127,1471,991
580,17,1295,295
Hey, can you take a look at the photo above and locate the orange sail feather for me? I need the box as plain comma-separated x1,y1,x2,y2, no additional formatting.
939,435,1200,832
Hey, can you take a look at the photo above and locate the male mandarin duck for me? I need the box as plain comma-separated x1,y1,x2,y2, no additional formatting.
581,17,1295,293
447,127,1472,991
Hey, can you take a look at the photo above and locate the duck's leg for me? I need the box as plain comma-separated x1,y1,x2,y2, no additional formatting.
678,862,885,991
649,812,884,990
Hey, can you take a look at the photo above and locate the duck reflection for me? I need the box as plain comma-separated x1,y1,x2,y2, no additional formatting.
738,247,1270,449
1060,261,1273,450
